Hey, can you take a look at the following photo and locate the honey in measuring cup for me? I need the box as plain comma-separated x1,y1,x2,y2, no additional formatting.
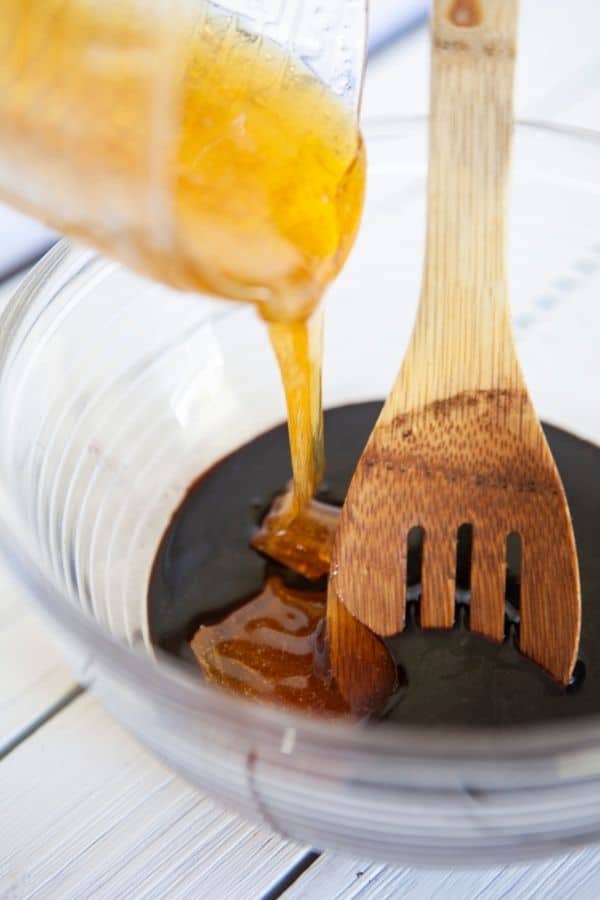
0,0,366,515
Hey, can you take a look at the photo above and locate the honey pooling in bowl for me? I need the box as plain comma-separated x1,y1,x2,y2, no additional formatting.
190,507,397,718
190,576,349,715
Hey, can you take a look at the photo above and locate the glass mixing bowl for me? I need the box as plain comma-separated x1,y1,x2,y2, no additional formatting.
0,119,599,865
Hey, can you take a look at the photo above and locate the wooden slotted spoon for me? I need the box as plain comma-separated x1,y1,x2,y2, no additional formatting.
328,0,581,689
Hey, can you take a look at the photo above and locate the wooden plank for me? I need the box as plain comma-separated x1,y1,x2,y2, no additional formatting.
0,594,77,754
0,693,307,900
0,266,78,753
282,850,600,900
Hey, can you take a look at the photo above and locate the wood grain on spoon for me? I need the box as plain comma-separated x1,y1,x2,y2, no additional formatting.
328,0,581,686
327,590,398,717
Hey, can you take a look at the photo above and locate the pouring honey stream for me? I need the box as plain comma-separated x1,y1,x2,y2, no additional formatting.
0,1,381,711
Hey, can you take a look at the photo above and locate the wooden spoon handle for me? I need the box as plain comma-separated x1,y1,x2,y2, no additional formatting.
403,0,520,402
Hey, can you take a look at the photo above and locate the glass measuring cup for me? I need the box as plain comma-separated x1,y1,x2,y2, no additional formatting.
0,0,367,316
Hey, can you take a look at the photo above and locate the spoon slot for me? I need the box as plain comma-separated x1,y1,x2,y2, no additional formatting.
456,522,474,591
455,522,474,626
505,530,522,628
406,525,425,591
406,525,425,626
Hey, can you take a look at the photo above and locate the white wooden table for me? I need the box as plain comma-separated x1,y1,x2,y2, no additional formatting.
2,2,600,896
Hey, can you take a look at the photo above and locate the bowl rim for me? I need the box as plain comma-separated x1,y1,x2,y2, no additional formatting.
3,116,600,788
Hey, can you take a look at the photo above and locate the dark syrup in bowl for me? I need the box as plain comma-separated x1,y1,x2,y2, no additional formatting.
148,402,599,726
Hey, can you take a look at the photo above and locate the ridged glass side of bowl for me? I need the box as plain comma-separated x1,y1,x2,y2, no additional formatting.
0,120,600,863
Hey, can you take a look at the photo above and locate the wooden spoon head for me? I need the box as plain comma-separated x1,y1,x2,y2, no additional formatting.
329,388,581,685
